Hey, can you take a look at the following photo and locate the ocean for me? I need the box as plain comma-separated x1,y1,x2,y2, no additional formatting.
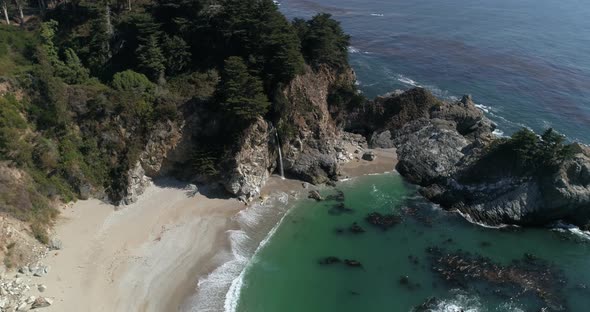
282,0,590,142
186,1,590,311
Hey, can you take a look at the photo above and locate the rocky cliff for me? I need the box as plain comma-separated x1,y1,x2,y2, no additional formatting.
365,88,590,227
280,65,364,184
115,66,366,203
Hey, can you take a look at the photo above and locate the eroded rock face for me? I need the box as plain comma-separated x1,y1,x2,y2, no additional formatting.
221,117,275,201
395,119,470,186
139,120,184,177
118,161,152,205
281,65,358,184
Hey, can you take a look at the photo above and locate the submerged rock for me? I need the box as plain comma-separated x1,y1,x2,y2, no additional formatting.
427,247,567,311
344,259,363,268
366,212,402,230
308,190,323,201
329,203,354,215
319,256,341,265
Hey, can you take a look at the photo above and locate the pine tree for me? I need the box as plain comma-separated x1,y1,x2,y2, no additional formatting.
136,35,165,82
218,56,270,121
61,49,90,84
162,35,191,76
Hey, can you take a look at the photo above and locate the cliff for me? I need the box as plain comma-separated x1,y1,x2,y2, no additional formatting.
117,65,366,203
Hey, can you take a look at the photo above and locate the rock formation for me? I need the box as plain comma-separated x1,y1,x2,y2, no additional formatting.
221,117,275,201
359,87,590,227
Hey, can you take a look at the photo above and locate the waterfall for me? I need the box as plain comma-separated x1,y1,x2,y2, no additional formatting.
275,131,285,179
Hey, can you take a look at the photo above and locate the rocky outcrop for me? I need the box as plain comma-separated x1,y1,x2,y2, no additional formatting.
423,148,590,226
221,117,275,201
139,120,184,177
281,65,360,184
380,88,590,227
118,161,152,205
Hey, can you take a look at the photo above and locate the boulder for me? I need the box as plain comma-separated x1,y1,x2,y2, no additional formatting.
31,297,52,309
362,151,376,161
370,130,395,148
48,238,62,251
308,190,323,201
395,119,470,186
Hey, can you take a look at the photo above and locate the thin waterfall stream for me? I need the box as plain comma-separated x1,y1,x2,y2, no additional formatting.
275,131,285,179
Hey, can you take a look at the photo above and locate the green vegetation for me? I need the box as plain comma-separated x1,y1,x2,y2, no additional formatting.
293,13,351,69
462,128,575,183
217,56,270,122
0,0,354,244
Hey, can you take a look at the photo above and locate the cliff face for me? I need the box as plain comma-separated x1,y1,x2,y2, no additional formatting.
221,117,276,201
116,65,364,203
281,65,363,184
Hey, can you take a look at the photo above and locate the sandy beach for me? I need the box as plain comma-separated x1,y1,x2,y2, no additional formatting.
33,148,397,312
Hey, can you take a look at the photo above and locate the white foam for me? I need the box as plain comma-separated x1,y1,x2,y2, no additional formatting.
370,13,384,17
397,74,421,87
183,192,293,312
474,103,491,113
432,292,482,312
492,128,506,137
347,46,361,54
551,221,590,240
453,210,515,229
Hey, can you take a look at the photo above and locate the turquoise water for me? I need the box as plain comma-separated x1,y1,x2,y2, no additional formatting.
235,174,590,311
279,0,590,142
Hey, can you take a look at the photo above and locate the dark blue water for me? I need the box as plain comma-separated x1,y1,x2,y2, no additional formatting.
279,0,590,142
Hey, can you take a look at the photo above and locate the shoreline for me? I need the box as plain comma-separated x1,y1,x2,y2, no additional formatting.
27,148,397,312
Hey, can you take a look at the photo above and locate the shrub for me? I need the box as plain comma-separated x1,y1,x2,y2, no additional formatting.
111,70,155,93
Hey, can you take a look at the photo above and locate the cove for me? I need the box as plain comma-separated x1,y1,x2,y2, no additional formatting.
234,173,590,311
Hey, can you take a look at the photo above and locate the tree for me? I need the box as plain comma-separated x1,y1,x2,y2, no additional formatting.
61,49,90,84
161,35,190,76
87,14,112,76
296,13,350,69
1,0,9,25
13,0,23,23
136,35,165,82
217,56,270,121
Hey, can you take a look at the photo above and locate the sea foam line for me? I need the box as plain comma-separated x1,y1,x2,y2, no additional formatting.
183,192,293,312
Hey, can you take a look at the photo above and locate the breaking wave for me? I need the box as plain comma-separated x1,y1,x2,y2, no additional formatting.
182,192,295,312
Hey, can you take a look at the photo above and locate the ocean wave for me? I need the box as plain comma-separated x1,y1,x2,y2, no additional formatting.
551,221,590,241
474,103,492,113
183,192,293,312
370,13,384,17
431,292,482,312
348,46,361,54
492,129,506,137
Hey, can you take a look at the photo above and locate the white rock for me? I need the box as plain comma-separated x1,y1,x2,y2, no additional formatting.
31,297,52,309
37,284,47,292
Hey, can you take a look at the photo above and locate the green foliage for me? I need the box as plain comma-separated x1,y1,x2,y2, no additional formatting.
136,35,165,82
111,69,155,93
217,56,270,121
0,25,37,75
87,15,112,76
167,70,219,99
162,35,191,76
294,13,350,69
60,48,90,84
481,128,575,177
